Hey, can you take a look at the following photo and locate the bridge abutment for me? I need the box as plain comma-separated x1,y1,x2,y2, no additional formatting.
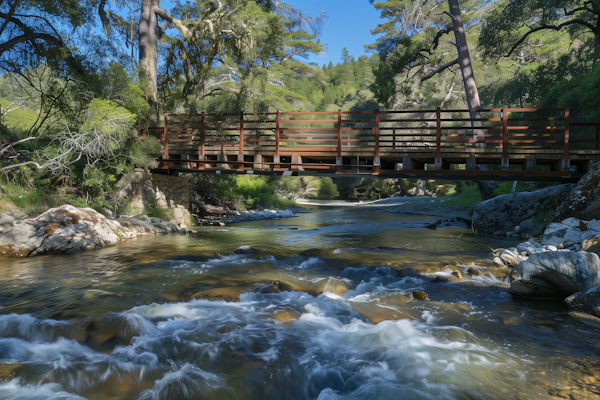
115,171,191,227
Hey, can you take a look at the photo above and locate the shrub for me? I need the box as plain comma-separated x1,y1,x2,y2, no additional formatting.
317,177,339,199
447,182,481,206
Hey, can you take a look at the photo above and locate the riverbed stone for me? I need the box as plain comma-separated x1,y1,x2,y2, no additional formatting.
500,249,523,268
510,251,600,300
472,184,572,238
234,246,258,255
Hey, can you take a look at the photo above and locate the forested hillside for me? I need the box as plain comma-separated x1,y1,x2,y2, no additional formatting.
1,0,598,213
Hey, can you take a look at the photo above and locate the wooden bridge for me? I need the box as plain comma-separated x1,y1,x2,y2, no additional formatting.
147,107,600,182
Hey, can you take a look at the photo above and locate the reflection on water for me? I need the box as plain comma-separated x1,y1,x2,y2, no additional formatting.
0,208,599,399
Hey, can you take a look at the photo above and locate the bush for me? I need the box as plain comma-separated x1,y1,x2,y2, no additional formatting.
447,182,481,206
317,177,339,199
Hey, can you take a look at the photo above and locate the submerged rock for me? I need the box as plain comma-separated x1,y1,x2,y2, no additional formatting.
170,255,218,262
510,252,600,300
191,286,251,302
234,245,258,255
411,290,429,301
269,310,301,325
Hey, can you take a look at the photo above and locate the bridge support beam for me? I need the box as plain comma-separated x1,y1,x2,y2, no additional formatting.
254,154,264,170
525,158,537,172
336,156,343,173
218,149,230,170
292,155,304,171
181,154,191,169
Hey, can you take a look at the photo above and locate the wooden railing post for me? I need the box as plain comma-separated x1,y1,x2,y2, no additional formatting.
199,112,205,170
162,113,169,169
435,107,442,169
374,109,380,174
564,107,570,171
275,111,280,166
502,105,509,170
238,111,244,170
337,109,342,173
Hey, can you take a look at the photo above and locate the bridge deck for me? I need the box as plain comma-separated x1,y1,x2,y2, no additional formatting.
147,107,600,182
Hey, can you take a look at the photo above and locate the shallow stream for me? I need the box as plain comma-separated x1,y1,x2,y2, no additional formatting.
0,209,599,399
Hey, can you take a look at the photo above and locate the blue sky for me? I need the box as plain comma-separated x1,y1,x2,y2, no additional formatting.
294,0,383,66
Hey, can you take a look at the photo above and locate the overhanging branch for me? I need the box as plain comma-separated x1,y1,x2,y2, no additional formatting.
505,19,599,58
421,58,458,82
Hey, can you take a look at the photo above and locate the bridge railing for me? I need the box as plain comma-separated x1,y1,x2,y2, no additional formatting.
152,107,600,171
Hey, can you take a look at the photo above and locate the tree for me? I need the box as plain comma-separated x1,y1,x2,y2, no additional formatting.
100,0,326,122
368,0,497,199
367,0,491,111
0,0,98,75
479,0,600,65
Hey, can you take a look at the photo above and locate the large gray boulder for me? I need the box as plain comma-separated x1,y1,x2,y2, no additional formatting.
556,161,600,221
0,205,181,258
540,218,600,248
565,283,600,317
510,251,600,300
472,184,572,237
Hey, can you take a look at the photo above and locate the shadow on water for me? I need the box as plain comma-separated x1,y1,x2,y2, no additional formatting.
0,209,599,399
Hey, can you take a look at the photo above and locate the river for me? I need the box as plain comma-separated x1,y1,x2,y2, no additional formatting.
0,208,599,399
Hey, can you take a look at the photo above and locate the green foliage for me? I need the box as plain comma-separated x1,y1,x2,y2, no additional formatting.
317,177,339,199
189,174,299,209
0,179,55,214
446,182,482,206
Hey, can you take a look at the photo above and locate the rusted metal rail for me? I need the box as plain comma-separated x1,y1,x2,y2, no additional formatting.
147,107,600,182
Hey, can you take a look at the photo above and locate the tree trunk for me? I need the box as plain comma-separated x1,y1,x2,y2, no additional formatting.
447,0,481,113
447,0,496,200
139,0,160,124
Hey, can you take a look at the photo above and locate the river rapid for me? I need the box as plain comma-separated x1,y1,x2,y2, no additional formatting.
0,208,599,400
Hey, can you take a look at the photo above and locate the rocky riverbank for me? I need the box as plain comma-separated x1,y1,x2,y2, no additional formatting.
0,205,189,258
192,208,303,226
0,204,304,258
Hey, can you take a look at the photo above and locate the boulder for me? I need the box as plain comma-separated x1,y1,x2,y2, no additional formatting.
540,217,600,248
556,161,600,221
518,219,545,239
0,213,15,234
510,251,600,300
565,283,600,317
0,205,182,258
472,184,572,237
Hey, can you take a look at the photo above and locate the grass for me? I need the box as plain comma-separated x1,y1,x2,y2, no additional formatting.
145,207,176,221
442,183,482,206
0,180,57,215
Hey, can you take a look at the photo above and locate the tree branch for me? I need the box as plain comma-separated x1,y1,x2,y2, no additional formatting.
505,19,600,58
432,27,453,50
421,59,458,82
153,6,190,37
0,137,40,156
0,161,42,173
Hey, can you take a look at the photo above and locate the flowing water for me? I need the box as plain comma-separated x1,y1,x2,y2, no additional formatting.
1,208,600,400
